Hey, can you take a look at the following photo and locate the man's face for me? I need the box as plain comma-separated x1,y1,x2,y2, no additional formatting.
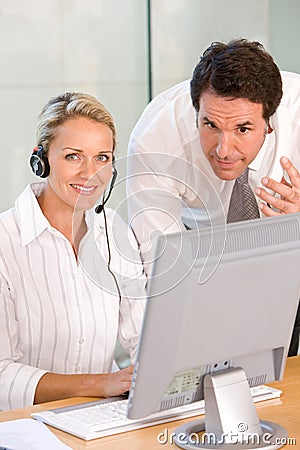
198,91,269,181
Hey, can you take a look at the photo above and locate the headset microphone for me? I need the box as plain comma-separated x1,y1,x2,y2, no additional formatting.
95,159,122,303
95,164,118,214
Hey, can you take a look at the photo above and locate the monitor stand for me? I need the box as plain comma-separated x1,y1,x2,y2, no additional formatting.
173,367,287,450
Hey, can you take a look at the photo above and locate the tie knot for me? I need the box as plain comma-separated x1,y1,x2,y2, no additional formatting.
236,167,249,184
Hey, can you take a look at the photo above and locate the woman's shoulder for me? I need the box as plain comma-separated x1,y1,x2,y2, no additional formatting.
92,207,140,252
0,207,18,233
0,208,21,265
102,207,128,227
90,207,129,229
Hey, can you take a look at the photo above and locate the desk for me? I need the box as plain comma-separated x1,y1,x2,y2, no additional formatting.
0,357,299,449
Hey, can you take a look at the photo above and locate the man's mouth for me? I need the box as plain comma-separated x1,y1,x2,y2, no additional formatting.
214,159,238,168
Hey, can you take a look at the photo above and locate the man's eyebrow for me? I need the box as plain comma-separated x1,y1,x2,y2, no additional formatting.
200,117,255,128
202,116,215,124
236,121,254,127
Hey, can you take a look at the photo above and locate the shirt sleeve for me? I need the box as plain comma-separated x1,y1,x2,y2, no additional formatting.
0,273,47,410
127,82,202,276
127,123,188,275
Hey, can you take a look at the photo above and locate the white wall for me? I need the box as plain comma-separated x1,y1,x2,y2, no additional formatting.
269,0,300,73
0,0,148,214
151,0,270,96
0,0,299,215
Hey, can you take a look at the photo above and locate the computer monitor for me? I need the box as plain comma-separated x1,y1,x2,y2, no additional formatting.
127,213,300,449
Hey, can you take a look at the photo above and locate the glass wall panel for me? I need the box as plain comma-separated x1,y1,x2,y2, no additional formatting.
0,0,299,216
0,0,148,213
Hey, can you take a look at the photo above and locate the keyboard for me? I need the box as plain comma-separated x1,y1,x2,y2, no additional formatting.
31,385,281,441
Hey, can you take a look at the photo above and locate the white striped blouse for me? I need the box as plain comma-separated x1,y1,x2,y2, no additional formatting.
0,183,146,410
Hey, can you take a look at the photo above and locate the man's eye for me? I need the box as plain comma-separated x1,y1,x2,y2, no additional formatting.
238,127,249,134
204,122,217,129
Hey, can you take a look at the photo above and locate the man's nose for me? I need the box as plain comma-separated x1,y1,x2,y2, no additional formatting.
215,132,232,159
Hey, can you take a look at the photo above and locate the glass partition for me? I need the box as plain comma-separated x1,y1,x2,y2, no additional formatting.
0,0,299,213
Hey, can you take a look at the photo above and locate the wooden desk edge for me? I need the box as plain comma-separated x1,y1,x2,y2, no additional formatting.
0,356,299,449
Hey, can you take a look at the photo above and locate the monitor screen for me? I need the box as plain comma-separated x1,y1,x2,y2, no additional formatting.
127,213,300,448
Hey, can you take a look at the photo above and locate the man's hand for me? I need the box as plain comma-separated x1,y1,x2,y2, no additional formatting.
255,156,300,216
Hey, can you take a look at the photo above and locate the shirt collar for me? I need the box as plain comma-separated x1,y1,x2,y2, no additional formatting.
248,132,272,172
15,183,106,248
15,182,51,246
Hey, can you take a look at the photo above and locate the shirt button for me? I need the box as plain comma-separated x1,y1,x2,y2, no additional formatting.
79,338,85,344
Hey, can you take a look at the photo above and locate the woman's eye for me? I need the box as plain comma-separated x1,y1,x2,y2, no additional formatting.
97,154,110,162
66,153,79,160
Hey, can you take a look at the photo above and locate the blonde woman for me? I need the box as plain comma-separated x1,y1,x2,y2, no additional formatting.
0,92,145,410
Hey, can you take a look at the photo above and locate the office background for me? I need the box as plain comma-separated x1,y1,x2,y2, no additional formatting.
0,0,300,216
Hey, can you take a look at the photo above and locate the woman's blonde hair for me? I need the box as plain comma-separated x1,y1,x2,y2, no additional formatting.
36,92,116,153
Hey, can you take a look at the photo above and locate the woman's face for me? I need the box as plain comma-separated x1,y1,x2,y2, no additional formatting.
46,116,114,213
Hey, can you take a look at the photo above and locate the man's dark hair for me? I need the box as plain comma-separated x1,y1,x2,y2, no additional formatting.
190,38,283,121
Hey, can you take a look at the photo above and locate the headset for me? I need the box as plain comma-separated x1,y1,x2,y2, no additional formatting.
30,145,118,209
95,159,118,214
30,145,50,178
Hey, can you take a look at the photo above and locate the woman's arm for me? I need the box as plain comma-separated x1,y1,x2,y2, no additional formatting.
34,365,134,404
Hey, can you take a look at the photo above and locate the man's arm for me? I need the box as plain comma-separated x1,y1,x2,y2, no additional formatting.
127,149,185,273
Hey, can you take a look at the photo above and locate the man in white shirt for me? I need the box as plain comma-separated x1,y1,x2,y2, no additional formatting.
127,38,300,356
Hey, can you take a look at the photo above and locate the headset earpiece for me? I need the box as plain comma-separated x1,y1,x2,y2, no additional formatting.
30,145,50,178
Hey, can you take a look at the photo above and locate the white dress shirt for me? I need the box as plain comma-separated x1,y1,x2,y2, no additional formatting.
127,71,300,264
0,183,146,410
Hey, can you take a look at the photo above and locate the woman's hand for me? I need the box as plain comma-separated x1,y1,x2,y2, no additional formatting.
99,365,134,398
34,365,134,404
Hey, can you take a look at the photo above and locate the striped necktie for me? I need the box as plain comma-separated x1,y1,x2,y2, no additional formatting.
227,167,260,223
